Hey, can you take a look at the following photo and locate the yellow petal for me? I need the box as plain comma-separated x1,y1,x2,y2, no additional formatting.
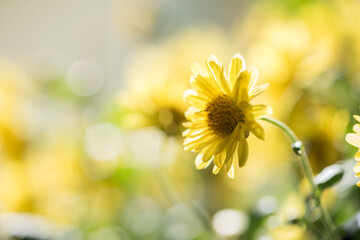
183,97,206,109
184,131,211,145
237,137,249,167
227,164,235,179
185,108,206,120
356,180,360,187
183,89,207,108
237,71,250,103
252,104,273,118
184,89,208,101
354,162,360,174
248,66,258,91
182,128,207,137
196,161,211,170
219,67,231,95
232,70,249,103
354,115,360,122
214,151,226,168
250,122,265,140
202,140,219,162
224,133,239,164
182,129,190,137
214,124,240,155
249,83,270,100
195,150,204,168
184,134,215,151
206,56,231,95
224,156,233,173
191,62,210,77
353,124,360,135
346,133,360,148
228,54,245,88
185,106,202,114
190,74,219,97
207,54,220,65
195,149,212,170
355,151,360,161
212,165,222,175
183,121,207,129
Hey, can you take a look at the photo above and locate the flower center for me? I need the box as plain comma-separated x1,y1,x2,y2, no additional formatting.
205,94,244,138
157,107,185,136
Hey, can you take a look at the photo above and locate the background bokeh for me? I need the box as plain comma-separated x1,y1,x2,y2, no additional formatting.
1,0,360,239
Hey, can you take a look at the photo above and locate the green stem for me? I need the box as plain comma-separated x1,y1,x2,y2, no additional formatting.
156,139,210,229
260,116,340,240
153,170,210,229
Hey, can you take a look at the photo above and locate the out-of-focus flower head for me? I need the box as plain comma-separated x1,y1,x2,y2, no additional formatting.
0,59,35,212
0,58,123,225
345,112,360,187
278,193,305,222
25,133,124,225
117,28,230,137
290,98,349,173
269,224,310,240
330,0,360,88
0,58,36,159
232,1,340,119
118,68,186,136
266,193,315,240
236,3,337,85
183,54,271,178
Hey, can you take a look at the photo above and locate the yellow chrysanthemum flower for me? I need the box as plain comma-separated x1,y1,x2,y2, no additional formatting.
183,54,272,178
117,28,230,137
345,114,360,186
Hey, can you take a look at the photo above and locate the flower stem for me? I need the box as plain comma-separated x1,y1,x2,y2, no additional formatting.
260,116,340,240
153,170,210,229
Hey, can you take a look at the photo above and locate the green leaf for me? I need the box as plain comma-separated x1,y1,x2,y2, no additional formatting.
314,164,344,191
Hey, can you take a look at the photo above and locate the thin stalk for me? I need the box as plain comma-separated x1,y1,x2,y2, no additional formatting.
260,116,340,240
155,140,210,229
153,170,210,229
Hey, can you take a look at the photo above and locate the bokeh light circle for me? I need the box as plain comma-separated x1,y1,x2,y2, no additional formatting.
85,123,124,161
66,59,104,96
212,209,249,236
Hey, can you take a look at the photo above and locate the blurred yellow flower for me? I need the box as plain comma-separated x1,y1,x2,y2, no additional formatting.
0,59,35,159
268,193,315,240
270,225,310,240
118,75,186,136
345,114,360,186
232,1,341,121
183,54,271,178
279,193,306,222
117,28,230,137
290,100,349,173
